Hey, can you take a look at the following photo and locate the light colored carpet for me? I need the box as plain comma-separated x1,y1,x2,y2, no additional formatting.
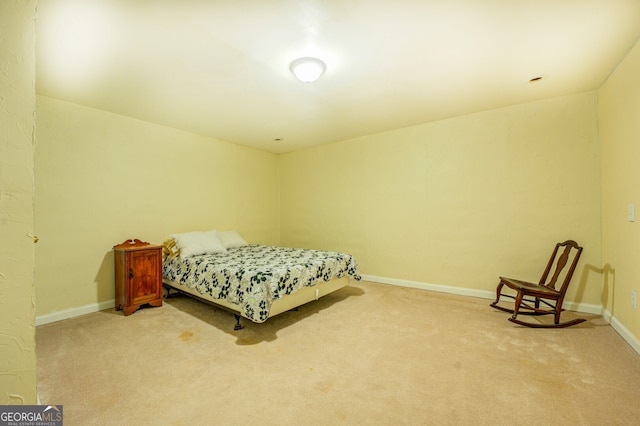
36,281,640,425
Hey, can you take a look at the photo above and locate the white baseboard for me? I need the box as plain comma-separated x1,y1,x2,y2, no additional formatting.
362,274,602,314
361,274,496,300
562,300,604,316
36,299,115,326
607,310,640,355
361,274,639,355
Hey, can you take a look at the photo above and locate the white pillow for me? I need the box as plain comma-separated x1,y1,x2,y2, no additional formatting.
171,230,227,257
217,230,248,249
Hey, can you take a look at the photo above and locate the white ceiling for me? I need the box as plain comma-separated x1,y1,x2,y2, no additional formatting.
36,0,640,154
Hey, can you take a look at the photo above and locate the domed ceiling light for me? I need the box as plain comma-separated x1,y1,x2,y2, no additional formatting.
290,57,326,83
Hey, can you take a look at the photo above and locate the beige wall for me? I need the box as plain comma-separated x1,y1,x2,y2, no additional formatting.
31,35,640,353
0,1,37,404
599,39,640,341
35,96,279,315
279,92,603,306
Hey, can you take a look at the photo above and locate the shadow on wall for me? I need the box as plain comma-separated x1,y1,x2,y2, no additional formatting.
577,263,615,313
95,250,115,303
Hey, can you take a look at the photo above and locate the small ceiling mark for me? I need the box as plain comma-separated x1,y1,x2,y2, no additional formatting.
273,137,284,142
529,76,543,82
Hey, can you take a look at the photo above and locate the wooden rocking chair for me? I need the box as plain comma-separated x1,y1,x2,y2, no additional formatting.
490,240,585,328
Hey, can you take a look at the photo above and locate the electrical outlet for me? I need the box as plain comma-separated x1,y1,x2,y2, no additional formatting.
632,290,638,310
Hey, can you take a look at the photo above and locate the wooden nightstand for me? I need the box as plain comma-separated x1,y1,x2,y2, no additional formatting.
113,239,163,316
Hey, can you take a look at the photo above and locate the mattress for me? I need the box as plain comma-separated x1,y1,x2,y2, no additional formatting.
162,244,361,323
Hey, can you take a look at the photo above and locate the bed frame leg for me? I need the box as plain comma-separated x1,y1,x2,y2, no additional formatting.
163,284,174,299
233,314,244,331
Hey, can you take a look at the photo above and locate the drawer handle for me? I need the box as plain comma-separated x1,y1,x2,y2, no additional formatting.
129,268,134,279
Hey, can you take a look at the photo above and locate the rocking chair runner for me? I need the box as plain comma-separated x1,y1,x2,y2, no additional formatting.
490,240,585,328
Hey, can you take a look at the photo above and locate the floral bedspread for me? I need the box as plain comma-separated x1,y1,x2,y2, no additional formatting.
162,245,361,323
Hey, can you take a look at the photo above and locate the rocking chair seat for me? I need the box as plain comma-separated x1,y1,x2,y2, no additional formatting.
499,277,560,297
490,240,585,328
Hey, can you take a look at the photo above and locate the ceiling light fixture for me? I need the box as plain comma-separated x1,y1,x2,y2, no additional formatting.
290,57,326,83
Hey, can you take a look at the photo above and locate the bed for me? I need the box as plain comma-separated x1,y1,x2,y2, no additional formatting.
161,230,361,328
